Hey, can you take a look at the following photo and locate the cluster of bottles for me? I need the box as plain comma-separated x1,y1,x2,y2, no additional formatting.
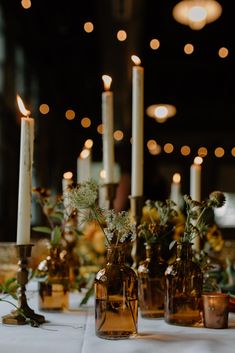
94,241,203,340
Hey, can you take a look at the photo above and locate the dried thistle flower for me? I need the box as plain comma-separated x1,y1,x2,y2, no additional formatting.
208,191,226,208
180,191,226,244
67,180,136,246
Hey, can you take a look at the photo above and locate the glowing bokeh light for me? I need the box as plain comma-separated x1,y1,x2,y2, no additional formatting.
81,117,91,128
218,47,229,58
65,109,76,120
184,43,194,54
181,145,191,156
150,38,160,50
198,146,208,157
84,22,94,33
214,147,225,158
113,130,124,141
117,30,127,41
39,104,50,115
164,143,174,154
147,139,157,151
21,0,31,9
97,124,104,134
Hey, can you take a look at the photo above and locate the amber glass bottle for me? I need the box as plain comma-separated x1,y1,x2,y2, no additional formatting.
38,245,70,311
95,245,138,339
138,242,167,318
164,242,203,326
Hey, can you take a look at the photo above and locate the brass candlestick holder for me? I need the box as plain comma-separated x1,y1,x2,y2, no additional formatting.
101,183,118,210
129,195,144,269
2,244,45,325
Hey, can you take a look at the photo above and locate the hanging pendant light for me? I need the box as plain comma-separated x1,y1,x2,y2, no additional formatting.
172,0,222,30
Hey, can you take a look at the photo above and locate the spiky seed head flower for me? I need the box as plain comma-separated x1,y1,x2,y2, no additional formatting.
208,191,226,208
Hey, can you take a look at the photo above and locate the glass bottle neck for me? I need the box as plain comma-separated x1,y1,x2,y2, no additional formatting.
106,245,125,264
145,242,162,260
176,242,193,260
49,244,61,258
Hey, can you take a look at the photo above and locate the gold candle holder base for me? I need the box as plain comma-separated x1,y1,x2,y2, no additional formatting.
129,195,144,269
2,244,46,325
101,183,118,210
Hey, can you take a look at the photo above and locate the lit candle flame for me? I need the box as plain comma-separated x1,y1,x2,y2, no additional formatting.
102,75,112,91
194,156,203,165
84,139,93,149
63,171,73,180
80,148,90,159
100,169,106,179
173,173,181,183
17,94,31,117
131,55,141,66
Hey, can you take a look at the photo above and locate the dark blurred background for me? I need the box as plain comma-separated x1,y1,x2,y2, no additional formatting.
0,0,235,241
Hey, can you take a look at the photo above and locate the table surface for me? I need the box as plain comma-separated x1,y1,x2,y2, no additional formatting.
0,283,235,353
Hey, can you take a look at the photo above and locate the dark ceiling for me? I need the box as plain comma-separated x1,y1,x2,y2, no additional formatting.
3,0,235,145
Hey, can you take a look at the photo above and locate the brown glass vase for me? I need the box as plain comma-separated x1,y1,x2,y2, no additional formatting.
164,242,203,326
95,244,138,339
138,242,167,318
38,245,70,311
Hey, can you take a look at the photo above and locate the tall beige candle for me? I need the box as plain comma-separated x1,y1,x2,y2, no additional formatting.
131,55,144,197
77,148,91,183
190,157,202,252
16,95,34,245
101,75,114,184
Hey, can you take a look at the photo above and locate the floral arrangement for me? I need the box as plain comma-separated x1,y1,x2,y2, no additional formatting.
67,179,136,247
32,187,82,291
175,191,226,246
66,180,137,305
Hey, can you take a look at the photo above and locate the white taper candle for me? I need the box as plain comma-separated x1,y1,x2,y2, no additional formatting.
131,58,144,197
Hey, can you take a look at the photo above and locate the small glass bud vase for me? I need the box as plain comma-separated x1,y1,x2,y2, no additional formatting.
164,242,203,326
138,242,167,318
38,244,70,311
95,244,138,340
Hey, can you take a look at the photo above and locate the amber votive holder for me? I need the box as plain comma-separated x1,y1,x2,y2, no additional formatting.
202,292,229,329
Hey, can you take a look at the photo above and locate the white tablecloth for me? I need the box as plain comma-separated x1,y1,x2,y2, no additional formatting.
1,284,235,353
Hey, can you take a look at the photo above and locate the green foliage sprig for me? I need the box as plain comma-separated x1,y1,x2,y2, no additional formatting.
33,187,81,245
138,199,179,245
0,278,40,327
